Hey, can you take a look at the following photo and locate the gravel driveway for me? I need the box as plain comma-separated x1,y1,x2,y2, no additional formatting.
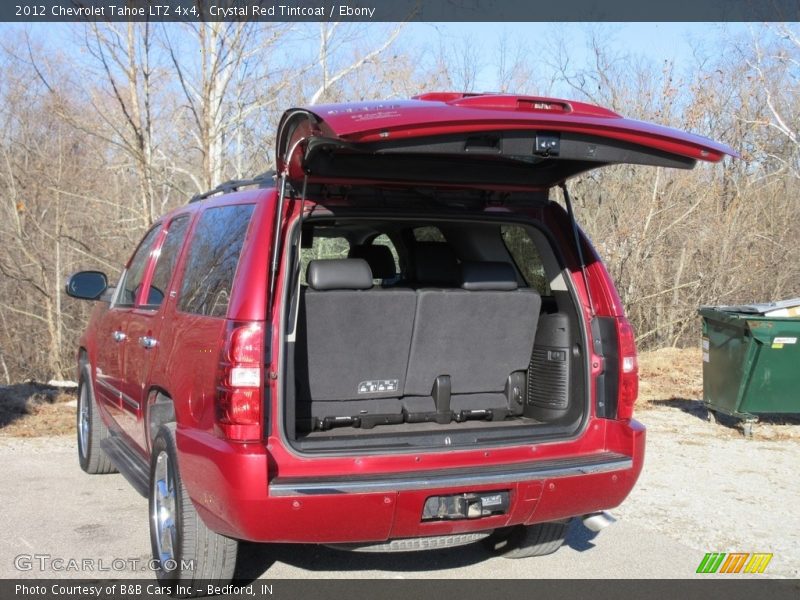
0,403,796,580
616,403,800,578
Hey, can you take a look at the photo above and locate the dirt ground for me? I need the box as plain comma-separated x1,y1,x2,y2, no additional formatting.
0,382,76,437
1,348,798,576
638,347,800,441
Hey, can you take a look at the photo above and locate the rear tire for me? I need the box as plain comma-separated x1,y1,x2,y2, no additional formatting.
77,363,117,474
483,520,569,559
149,424,238,594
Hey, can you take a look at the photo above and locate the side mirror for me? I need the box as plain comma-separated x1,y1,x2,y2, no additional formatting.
65,271,108,301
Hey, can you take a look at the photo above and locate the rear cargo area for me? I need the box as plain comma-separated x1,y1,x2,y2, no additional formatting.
282,210,588,451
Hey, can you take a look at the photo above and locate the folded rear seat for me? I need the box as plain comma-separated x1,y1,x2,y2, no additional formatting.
296,258,417,430
403,261,541,423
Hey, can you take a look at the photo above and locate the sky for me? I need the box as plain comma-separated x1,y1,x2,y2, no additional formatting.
12,20,756,99
406,22,752,90
18,21,750,60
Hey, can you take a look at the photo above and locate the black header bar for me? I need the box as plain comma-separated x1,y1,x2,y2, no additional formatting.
3,0,800,23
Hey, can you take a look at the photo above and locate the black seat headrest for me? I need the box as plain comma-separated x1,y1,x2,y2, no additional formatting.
413,242,460,287
461,261,519,291
348,244,396,279
307,259,373,291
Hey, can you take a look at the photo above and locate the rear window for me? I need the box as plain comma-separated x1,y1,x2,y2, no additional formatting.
178,204,255,317
501,225,551,295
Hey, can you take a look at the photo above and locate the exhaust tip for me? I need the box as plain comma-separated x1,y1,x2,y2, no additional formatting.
582,511,617,533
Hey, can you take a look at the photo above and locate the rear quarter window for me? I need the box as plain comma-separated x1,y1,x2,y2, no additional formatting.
412,226,445,242
501,225,551,295
371,234,401,271
178,204,255,317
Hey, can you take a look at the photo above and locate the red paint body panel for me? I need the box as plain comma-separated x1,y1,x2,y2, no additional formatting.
175,419,644,543
117,307,161,450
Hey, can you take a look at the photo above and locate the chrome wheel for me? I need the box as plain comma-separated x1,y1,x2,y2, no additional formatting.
151,451,177,566
78,382,90,460
148,425,238,584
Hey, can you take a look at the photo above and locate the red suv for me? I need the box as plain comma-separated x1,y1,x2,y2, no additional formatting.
67,93,735,588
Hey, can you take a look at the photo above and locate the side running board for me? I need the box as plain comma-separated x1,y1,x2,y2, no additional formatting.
100,435,149,497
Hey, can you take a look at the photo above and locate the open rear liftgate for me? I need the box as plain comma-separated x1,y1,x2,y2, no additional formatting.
272,95,737,433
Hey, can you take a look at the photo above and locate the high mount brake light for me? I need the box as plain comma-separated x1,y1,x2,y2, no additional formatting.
411,92,621,118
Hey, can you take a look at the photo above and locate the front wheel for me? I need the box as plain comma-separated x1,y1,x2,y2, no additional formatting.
77,363,117,475
149,424,238,593
483,520,570,558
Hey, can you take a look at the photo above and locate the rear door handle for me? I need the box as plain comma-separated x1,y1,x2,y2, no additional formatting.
112,331,126,342
139,336,158,349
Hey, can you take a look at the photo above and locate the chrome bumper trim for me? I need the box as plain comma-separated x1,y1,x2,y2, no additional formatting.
269,453,632,496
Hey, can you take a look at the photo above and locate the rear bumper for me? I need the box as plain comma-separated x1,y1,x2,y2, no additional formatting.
176,419,645,543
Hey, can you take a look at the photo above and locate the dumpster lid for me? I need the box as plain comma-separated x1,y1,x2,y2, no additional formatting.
705,297,800,316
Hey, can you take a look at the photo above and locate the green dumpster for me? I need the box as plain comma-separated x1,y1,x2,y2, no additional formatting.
699,302,800,433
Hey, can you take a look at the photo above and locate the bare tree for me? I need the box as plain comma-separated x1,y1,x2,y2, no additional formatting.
162,22,295,190
3,22,800,383
0,55,111,378
735,24,800,181
82,22,161,227
495,35,538,94
309,23,406,103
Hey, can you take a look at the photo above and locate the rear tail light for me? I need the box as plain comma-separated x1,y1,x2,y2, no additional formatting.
215,320,264,441
616,317,639,420
583,258,638,420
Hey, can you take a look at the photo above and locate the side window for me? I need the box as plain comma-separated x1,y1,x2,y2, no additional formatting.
371,234,401,273
178,204,255,317
500,225,551,295
299,234,351,285
144,215,190,308
116,225,162,307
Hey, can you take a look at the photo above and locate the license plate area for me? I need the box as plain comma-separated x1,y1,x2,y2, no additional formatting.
421,491,510,521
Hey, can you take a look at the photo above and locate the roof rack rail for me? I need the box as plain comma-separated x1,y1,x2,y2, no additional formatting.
189,170,276,203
